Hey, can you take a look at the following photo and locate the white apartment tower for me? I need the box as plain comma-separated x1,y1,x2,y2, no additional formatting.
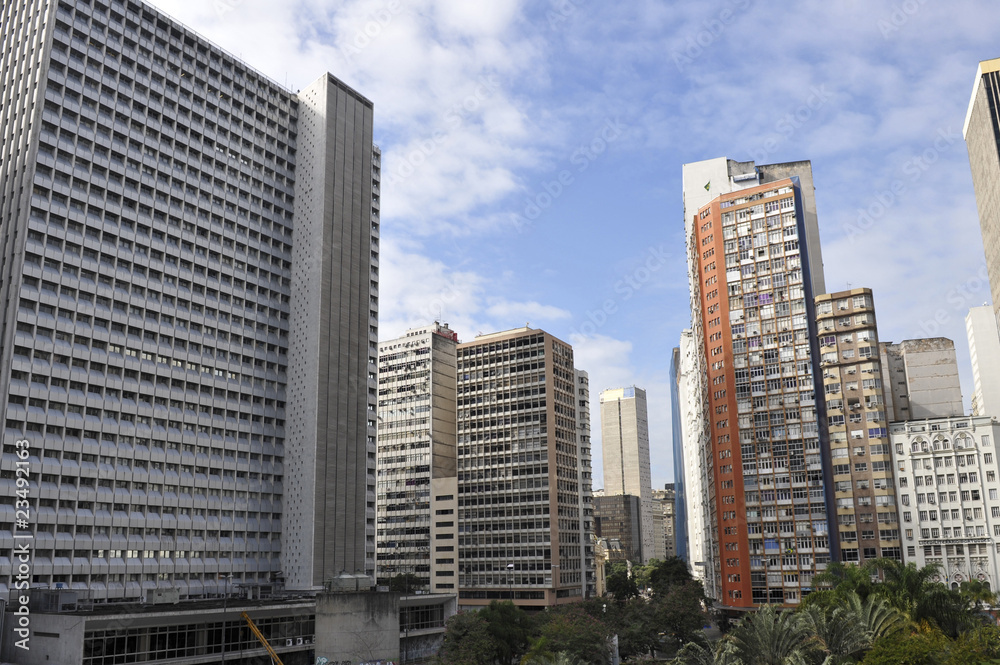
967,306,1000,418
673,331,718,596
0,0,379,601
600,386,655,563
376,323,459,594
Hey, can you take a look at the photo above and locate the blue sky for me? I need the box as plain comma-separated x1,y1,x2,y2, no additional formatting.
150,0,1000,489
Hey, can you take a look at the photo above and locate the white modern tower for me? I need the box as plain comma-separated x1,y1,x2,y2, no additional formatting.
967,305,1000,418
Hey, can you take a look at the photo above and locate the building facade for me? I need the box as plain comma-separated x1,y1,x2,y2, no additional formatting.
455,327,589,609
683,159,833,609
673,331,717,596
890,416,1000,591
816,289,900,566
653,484,677,559
600,386,654,562
0,0,377,601
376,323,459,594
593,494,643,563
967,305,1000,418
879,339,964,422
573,369,596,597
964,57,1000,328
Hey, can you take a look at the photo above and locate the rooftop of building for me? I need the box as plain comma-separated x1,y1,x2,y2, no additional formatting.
965,57,1000,138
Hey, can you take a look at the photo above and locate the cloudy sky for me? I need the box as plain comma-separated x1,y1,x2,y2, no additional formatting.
149,0,1000,489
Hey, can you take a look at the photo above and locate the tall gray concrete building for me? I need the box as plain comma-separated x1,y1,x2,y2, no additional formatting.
965,58,1000,327
0,0,378,602
599,386,654,563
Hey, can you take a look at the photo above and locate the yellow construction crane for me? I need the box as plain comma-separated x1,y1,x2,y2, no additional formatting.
240,611,284,665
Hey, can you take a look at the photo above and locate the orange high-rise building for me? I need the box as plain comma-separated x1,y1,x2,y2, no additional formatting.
685,164,835,610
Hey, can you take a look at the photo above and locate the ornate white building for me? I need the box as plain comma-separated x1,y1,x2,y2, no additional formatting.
890,415,1000,590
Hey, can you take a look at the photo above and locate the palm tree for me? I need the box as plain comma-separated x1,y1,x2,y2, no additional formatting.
960,579,998,612
811,561,878,601
674,637,739,665
725,605,815,665
802,592,905,663
863,557,941,618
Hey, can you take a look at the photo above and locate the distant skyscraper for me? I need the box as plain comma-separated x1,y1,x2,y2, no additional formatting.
681,157,832,609
964,58,1000,327
600,386,654,562
593,494,643,563
879,339,964,422
652,484,677,559
966,306,1000,417
455,327,590,609
376,323,459,594
573,369,597,597
0,0,378,603
815,288,899,566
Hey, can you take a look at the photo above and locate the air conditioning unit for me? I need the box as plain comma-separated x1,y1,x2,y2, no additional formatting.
296,638,304,646
286,639,293,647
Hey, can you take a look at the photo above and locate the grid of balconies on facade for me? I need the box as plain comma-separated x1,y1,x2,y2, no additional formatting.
816,289,899,566
0,0,295,601
0,0,378,601
455,329,585,607
695,180,831,608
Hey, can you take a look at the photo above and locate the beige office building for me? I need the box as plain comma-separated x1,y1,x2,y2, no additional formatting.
456,328,591,609
600,386,655,562
816,289,900,566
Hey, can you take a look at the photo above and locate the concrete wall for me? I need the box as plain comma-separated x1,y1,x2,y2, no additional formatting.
881,339,964,421
1,612,84,665
314,592,399,665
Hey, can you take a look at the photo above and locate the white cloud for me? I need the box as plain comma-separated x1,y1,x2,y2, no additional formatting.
485,300,571,323
569,334,675,489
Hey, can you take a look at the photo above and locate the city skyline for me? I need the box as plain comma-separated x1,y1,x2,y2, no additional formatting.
144,0,1000,490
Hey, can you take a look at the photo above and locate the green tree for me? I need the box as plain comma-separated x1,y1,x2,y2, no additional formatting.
607,567,640,602
674,638,739,665
655,580,709,654
480,600,535,665
725,604,816,665
960,580,998,613
810,561,878,603
388,572,423,594
647,556,696,597
437,611,499,665
944,624,1000,665
863,558,941,619
532,604,612,665
802,592,905,664
860,622,949,665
